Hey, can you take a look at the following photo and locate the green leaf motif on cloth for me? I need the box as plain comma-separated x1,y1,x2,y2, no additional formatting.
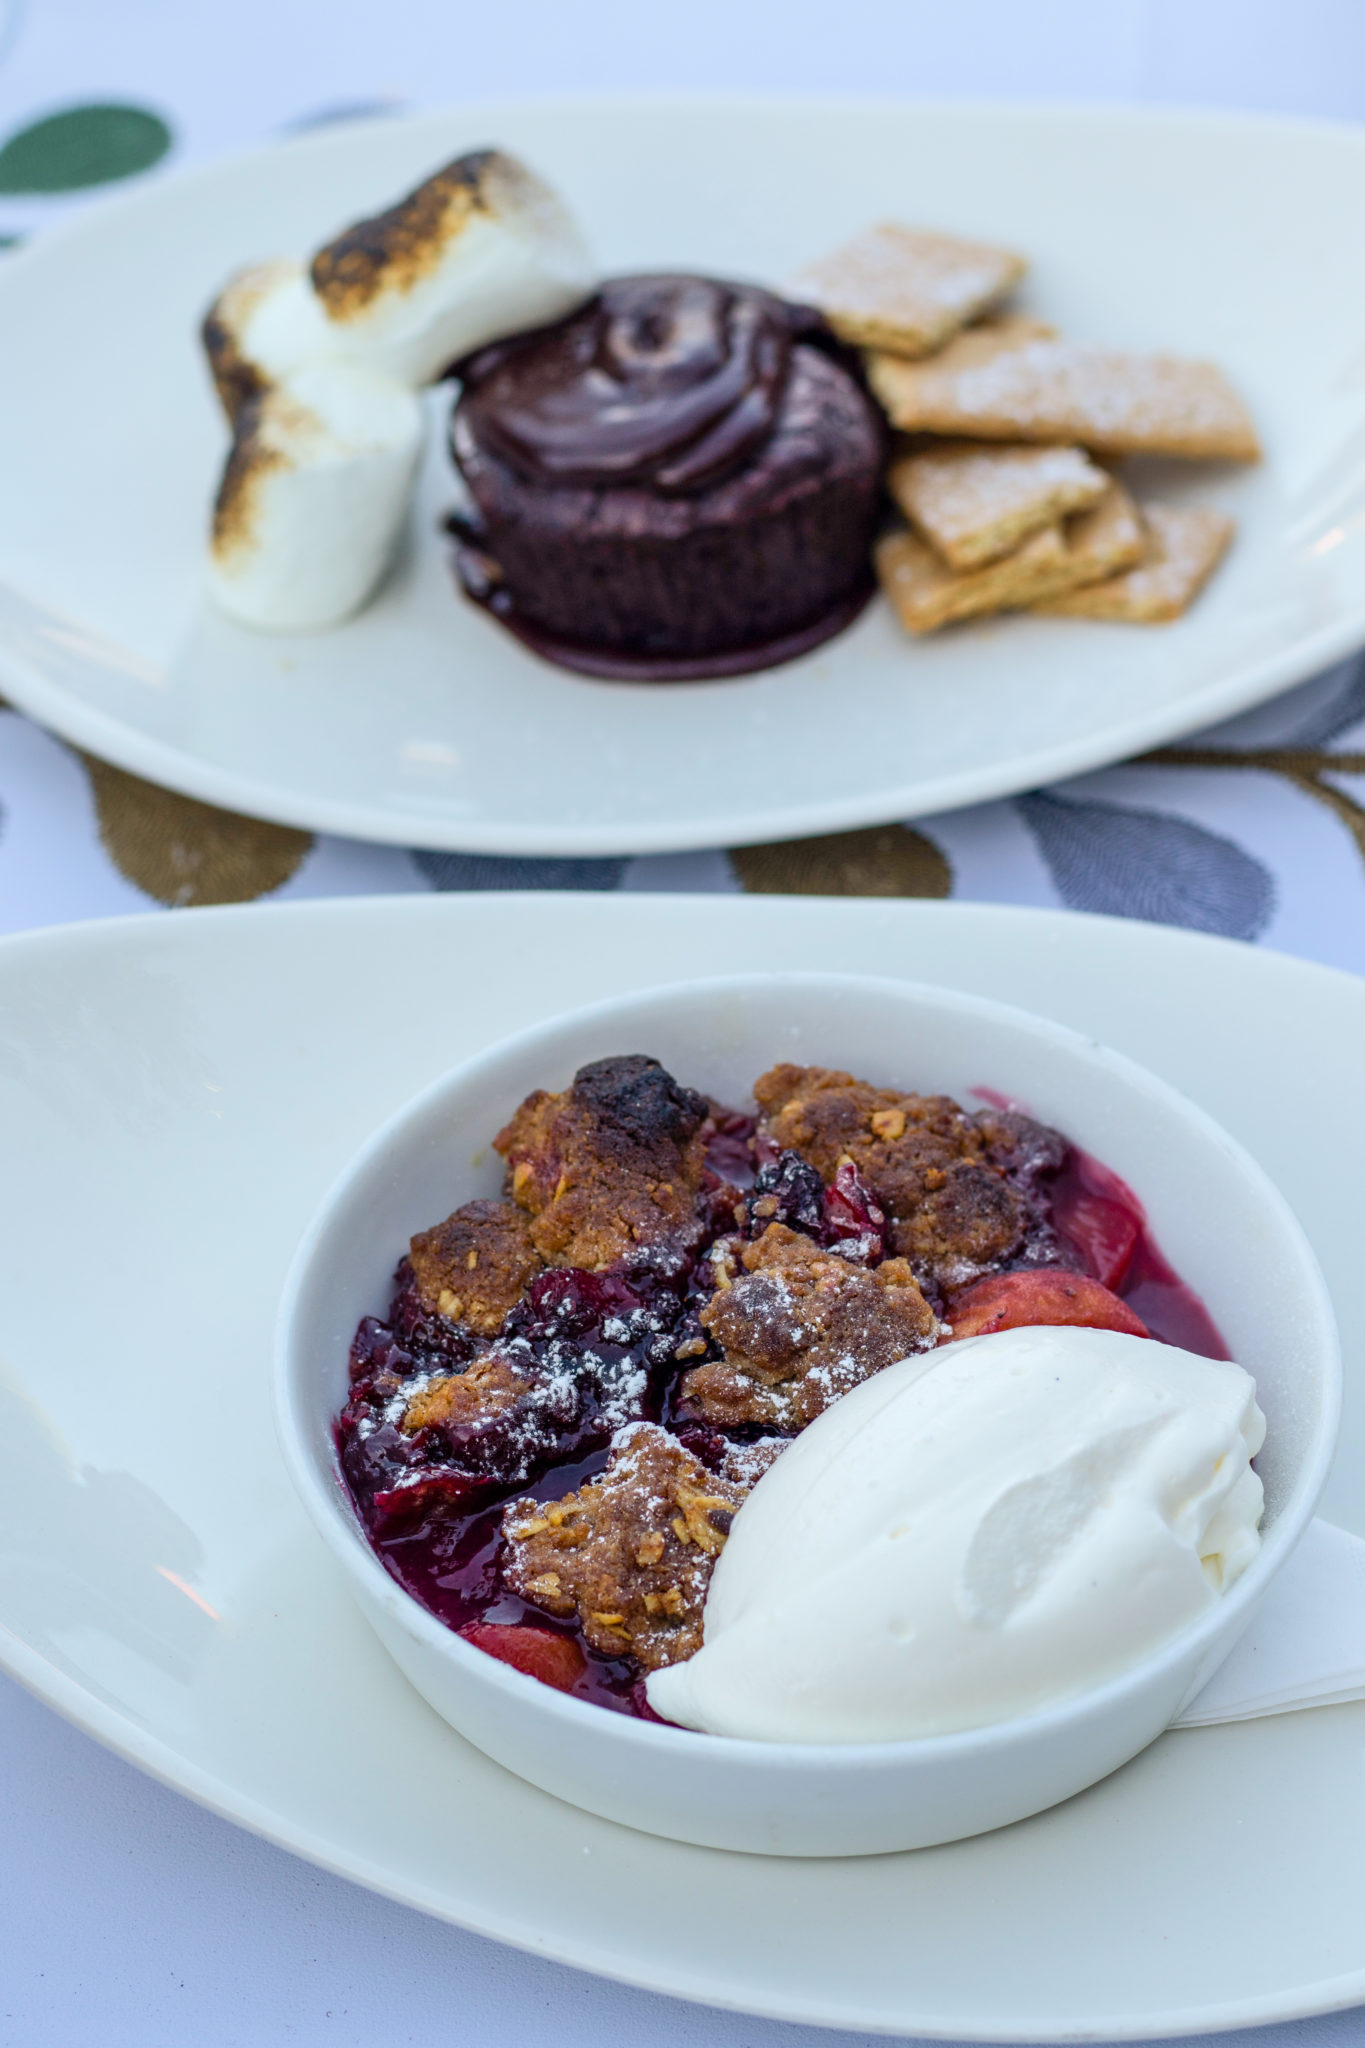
0,104,172,193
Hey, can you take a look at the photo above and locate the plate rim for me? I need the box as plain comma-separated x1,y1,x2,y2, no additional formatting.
4,894,1365,2037
4,605,1365,856
3,95,1365,853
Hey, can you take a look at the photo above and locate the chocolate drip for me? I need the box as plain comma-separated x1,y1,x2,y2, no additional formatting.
457,276,825,497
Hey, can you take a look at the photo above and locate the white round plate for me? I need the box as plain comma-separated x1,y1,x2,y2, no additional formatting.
1,101,1364,854
1,891,1364,2039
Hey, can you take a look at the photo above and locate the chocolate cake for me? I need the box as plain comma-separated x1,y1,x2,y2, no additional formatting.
447,274,886,679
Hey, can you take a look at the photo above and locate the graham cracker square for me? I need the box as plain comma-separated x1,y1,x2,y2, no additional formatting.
876,478,1146,635
789,223,1026,357
1060,477,1148,581
877,521,1068,634
866,322,1260,460
886,440,1110,569
1031,503,1234,621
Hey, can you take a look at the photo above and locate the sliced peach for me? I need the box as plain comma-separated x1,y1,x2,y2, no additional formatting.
946,1268,1149,1341
459,1622,587,1692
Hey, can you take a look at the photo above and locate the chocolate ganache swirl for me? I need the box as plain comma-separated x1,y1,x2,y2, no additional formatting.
458,275,827,496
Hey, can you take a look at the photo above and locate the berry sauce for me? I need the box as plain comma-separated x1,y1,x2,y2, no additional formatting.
1051,1144,1228,1358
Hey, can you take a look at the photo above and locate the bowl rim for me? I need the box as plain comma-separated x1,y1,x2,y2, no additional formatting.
274,969,1342,1769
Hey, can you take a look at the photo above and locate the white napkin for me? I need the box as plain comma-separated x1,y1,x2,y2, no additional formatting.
1173,1518,1365,1727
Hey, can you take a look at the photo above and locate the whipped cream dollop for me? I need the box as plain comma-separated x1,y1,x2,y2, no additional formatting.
646,1325,1266,1743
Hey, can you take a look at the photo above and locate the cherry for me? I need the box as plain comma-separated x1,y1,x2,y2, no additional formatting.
370,1469,501,1531
946,1267,1150,1341
670,1421,728,1471
702,1110,758,1186
459,1622,587,1693
521,1266,643,1336
743,1148,826,1238
1053,1184,1142,1291
822,1159,886,1262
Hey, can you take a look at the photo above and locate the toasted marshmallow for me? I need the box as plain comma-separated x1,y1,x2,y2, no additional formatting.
309,148,595,386
200,149,591,631
201,260,344,419
208,359,423,630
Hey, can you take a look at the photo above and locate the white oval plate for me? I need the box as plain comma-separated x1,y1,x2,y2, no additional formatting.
1,100,1365,855
2,891,1364,2039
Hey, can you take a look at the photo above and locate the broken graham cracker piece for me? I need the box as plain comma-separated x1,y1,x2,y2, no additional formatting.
887,440,1110,570
877,523,1068,635
866,323,1260,461
876,477,1145,635
1059,478,1147,577
789,223,1026,357
1032,503,1234,622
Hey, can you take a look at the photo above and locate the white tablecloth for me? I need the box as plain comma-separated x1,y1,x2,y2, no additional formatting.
4,2,1365,2040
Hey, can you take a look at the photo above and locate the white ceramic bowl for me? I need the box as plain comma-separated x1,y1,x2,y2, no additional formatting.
275,973,1340,1857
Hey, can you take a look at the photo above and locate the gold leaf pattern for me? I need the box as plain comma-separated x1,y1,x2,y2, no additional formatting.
1143,745,1365,870
730,824,952,897
80,755,312,905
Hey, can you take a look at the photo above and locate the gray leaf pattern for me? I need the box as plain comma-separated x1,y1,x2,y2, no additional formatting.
1277,654,1365,748
413,850,627,892
282,99,404,132
1017,792,1276,940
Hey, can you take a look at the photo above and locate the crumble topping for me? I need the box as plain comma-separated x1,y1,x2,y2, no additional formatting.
502,1422,750,1669
408,1197,544,1336
494,1053,710,1270
399,1352,531,1433
685,1222,937,1429
753,1063,1061,1295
